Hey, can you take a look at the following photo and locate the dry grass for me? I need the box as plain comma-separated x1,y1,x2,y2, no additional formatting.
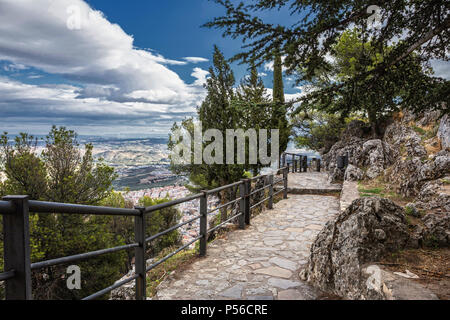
424,137,442,155
358,177,413,207
146,245,200,297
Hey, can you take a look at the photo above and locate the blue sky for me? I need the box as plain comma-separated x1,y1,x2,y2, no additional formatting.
0,0,305,138
0,0,448,138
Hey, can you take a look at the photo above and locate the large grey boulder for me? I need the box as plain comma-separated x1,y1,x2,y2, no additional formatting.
323,137,365,172
301,197,410,300
361,140,397,179
324,138,396,182
438,114,450,151
421,212,450,247
344,164,364,181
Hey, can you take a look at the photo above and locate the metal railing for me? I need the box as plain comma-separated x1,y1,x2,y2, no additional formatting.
280,152,321,173
0,166,290,300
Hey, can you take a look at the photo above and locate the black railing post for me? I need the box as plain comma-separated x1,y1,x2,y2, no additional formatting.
283,167,288,199
268,175,274,209
2,195,32,300
291,154,295,173
317,159,321,172
238,182,246,229
199,191,208,256
242,179,251,225
134,206,146,300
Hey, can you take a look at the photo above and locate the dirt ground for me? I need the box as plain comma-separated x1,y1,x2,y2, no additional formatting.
380,248,450,300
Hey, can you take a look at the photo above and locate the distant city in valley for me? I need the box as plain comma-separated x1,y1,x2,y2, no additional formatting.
1,134,187,192
1,134,319,194
86,136,187,191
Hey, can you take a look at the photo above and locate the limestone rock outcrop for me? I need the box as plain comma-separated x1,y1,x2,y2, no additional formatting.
384,122,427,158
301,197,410,299
438,114,450,150
324,138,396,182
359,116,450,204
421,212,450,247
414,176,450,213
361,140,397,179
386,150,450,198
110,268,136,300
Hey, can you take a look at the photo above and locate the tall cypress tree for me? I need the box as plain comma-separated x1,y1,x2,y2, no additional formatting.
238,63,268,104
169,46,245,221
271,51,290,158
273,51,285,104
236,64,270,175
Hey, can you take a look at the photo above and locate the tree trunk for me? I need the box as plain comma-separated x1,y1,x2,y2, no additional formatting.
368,109,378,138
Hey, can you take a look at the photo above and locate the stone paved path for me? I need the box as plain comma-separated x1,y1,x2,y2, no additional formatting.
155,194,340,300
287,172,342,194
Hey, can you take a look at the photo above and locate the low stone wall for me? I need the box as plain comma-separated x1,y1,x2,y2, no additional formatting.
339,180,359,212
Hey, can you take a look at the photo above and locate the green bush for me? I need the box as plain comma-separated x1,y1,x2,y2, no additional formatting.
0,127,122,300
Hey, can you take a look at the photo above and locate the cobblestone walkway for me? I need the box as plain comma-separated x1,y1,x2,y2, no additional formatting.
287,172,342,194
155,193,340,300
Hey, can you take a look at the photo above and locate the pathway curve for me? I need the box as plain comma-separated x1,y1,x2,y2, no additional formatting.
155,192,340,300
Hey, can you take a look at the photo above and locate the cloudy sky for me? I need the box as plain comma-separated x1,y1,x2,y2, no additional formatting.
0,0,448,138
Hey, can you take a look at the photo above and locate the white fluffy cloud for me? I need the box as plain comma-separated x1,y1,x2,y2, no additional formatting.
0,0,207,134
191,68,209,87
0,76,198,134
183,57,209,64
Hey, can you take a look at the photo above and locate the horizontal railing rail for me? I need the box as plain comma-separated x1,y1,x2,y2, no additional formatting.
28,200,141,216
0,270,15,281
144,194,203,214
30,243,140,270
0,166,291,300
